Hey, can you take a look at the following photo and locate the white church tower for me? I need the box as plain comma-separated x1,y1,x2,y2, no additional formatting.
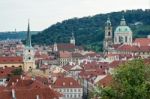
70,32,75,45
23,20,35,71
103,17,113,52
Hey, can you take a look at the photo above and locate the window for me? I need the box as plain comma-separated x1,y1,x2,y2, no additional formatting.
28,57,31,60
125,36,128,42
108,32,111,36
119,36,123,43
70,94,72,98
74,89,76,92
70,89,73,92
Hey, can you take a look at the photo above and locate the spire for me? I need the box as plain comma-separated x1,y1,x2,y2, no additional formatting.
70,31,75,45
71,32,75,39
120,15,126,26
26,19,32,47
106,16,111,26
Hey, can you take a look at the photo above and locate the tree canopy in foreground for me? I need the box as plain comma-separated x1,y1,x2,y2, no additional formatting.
94,59,150,99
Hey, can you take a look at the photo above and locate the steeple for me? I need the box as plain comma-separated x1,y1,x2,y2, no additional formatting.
120,15,126,26
106,16,111,26
26,19,32,47
70,32,75,45
103,16,113,53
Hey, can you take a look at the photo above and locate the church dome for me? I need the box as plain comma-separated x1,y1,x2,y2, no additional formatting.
115,26,132,33
114,16,132,34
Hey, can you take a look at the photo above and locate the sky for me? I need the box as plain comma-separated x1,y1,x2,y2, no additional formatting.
0,0,150,32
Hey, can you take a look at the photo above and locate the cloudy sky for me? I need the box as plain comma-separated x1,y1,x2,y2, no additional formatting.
0,0,150,31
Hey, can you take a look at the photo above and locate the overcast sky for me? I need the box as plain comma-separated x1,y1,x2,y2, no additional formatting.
0,0,150,32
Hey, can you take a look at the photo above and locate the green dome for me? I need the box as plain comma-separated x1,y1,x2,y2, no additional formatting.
115,26,132,33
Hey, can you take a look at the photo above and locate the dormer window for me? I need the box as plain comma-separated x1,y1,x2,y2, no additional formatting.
70,82,73,85
63,82,65,86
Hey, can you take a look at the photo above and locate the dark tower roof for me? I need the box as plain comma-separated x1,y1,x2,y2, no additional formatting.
26,20,32,47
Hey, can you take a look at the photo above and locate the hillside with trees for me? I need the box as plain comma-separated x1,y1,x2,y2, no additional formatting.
0,31,38,40
10,9,150,51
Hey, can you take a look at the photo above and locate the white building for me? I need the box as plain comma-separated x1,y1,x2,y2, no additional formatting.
53,77,83,99
114,16,133,44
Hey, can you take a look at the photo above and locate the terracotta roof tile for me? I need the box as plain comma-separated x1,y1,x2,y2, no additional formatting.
53,77,81,88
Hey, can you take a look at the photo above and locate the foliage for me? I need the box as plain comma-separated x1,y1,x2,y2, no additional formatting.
94,59,150,99
0,31,38,40
32,9,150,52
11,68,23,75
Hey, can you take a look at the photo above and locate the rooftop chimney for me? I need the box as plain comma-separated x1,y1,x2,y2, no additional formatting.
36,95,40,99
12,89,16,99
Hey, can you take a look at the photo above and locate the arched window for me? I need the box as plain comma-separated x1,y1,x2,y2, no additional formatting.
108,32,111,36
119,36,123,43
125,36,128,42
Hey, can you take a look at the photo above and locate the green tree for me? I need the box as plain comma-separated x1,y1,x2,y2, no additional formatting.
94,59,150,99
11,68,23,75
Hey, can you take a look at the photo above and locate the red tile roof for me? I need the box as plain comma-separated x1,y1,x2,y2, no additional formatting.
117,44,150,52
79,69,105,79
0,67,16,78
57,43,76,51
0,56,23,63
134,38,150,46
97,75,113,87
59,51,72,58
53,77,81,88
0,88,60,99
109,61,126,68
2,77,61,99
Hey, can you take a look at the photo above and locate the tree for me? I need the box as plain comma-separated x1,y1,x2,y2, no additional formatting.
94,59,150,99
11,68,23,75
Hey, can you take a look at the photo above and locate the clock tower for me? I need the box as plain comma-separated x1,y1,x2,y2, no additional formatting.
23,20,35,71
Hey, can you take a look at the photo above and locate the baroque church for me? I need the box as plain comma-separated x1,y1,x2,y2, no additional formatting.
103,16,133,53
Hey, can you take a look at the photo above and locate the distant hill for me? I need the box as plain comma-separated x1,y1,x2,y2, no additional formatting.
0,31,39,40
32,9,150,52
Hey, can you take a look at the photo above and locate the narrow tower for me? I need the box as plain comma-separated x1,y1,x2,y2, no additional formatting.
23,20,35,71
103,17,113,53
53,42,58,52
70,32,75,45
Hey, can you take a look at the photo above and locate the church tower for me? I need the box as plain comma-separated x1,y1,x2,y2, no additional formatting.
103,17,113,52
70,32,75,45
23,20,35,71
53,42,58,52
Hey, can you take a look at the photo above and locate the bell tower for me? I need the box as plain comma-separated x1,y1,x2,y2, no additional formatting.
23,20,35,71
70,32,75,45
103,17,113,53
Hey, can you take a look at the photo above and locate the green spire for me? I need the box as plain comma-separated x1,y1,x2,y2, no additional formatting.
26,19,32,47
71,32,75,39
120,15,126,26
106,16,111,26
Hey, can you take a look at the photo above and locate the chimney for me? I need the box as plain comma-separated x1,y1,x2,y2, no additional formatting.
36,95,40,99
20,75,23,79
12,89,16,99
49,85,51,88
